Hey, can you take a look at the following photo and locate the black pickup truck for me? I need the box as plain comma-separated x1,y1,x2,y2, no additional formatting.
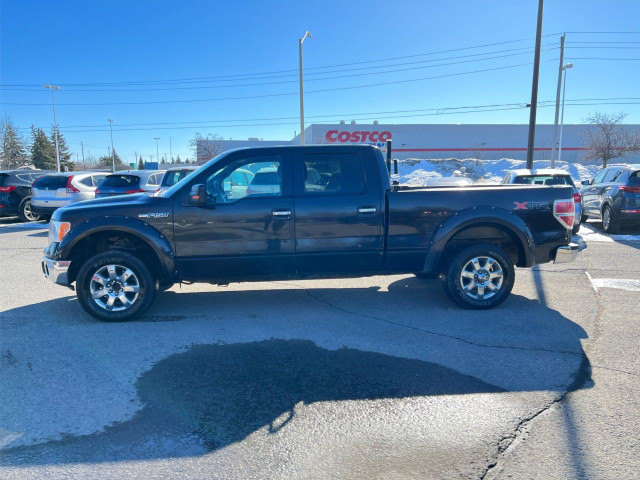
42,145,578,321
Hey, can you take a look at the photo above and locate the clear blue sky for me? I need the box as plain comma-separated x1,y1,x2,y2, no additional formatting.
1,0,639,164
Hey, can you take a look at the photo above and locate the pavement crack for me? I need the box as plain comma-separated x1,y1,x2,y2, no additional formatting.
480,353,592,479
278,281,584,358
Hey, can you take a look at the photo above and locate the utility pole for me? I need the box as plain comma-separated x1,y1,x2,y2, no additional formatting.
154,137,160,164
526,0,544,170
298,31,312,145
551,33,566,166
80,141,85,167
169,137,172,163
44,85,61,172
107,119,115,172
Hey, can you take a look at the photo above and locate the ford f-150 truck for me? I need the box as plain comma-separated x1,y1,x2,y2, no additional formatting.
42,145,579,321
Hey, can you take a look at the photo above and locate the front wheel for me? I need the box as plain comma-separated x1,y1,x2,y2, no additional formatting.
442,244,515,309
76,251,157,321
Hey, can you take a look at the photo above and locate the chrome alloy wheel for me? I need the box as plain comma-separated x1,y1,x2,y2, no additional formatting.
90,264,140,311
459,256,504,300
603,207,611,230
23,201,38,221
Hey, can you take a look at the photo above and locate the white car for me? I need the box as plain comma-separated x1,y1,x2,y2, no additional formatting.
501,168,582,234
246,167,281,195
31,172,108,219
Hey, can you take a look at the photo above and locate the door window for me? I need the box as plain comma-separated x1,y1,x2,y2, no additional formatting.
302,153,365,194
592,170,608,185
603,169,620,183
206,156,282,203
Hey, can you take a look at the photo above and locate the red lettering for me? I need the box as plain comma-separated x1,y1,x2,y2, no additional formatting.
350,131,361,142
325,130,338,143
359,131,370,142
369,131,378,142
378,131,392,142
338,131,351,142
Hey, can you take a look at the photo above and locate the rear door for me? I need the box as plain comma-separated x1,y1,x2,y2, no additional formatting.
582,169,608,215
292,147,383,274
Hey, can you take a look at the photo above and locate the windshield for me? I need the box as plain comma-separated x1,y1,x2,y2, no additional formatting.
158,152,231,197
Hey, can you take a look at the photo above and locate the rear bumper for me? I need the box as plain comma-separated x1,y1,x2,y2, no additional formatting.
553,243,579,264
42,256,71,285
31,205,59,216
616,209,640,224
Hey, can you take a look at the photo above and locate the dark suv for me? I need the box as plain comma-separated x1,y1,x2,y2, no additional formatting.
0,169,52,222
580,164,640,233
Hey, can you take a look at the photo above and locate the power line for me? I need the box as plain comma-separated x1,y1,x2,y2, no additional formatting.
0,61,544,106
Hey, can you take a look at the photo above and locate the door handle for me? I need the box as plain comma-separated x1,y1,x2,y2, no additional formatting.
272,209,292,217
358,207,377,214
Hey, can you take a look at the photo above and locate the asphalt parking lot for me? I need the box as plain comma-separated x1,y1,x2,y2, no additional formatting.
0,217,639,479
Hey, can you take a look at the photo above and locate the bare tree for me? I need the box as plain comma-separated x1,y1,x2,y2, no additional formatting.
582,112,640,167
189,133,225,165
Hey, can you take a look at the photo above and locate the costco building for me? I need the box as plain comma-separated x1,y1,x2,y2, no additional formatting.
203,123,640,163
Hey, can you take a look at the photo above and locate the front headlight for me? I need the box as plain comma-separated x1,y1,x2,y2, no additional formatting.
48,220,71,244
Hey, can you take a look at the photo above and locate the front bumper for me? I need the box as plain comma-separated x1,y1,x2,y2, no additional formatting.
42,256,71,285
553,243,579,264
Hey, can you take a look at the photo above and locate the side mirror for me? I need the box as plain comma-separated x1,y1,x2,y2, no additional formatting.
581,180,590,186
188,184,213,207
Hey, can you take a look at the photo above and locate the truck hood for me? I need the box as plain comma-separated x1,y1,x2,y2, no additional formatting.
52,193,172,224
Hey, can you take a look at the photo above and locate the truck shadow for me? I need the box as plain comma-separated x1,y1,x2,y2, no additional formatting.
0,281,592,466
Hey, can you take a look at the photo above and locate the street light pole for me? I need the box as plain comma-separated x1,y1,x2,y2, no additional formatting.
154,137,160,164
551,33,566,167
298,30,312,146
557,63,573,163
107,119,115,172
44,84,61,172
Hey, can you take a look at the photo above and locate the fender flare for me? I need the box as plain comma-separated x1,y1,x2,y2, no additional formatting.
55,216,176,280
422,206,535,273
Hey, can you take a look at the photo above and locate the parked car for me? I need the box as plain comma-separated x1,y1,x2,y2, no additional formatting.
246,166,280,196
95,170,166,198
0,168,52,221
31,172,108,219
42,145,578,321
580,163,640,233
157,166,198,193
501,168,582,234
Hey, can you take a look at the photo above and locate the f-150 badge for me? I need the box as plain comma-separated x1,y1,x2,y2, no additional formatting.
138,212,170,218
514,202,550,210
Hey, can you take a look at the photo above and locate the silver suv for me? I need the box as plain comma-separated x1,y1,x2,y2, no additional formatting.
31,172,108,219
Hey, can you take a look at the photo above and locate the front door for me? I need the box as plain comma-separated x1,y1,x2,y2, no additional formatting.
292,148,383,275
173,151,295,280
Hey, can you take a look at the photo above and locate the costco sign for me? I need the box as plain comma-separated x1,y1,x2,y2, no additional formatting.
325,130,392,144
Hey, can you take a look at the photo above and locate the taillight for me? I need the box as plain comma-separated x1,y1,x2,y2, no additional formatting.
619,185,640,193
124,189,145,194
66,176,79,193
554,199,575,229
0,186,17,193
572,192,581,203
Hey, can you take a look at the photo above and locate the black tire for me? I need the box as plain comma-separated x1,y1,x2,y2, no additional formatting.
441,243,515,309
76,250,157,322
580,213,588,224
18,198,39,222
602,205,618,234
572,223,580,235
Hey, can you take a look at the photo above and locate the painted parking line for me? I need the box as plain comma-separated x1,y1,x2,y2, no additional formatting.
585,272,640,293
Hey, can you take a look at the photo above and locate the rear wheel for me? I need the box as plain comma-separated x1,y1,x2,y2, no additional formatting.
18,198,39,222
602,205,618,234
441,243,515,309
76,251,157,321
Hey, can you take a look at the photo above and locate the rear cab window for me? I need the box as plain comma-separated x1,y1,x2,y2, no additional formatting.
302,153,365,194
512,175,575,186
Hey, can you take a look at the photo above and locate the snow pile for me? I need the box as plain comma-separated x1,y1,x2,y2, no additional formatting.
393,158,600,186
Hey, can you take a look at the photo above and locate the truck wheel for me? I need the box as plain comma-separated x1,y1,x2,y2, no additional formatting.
18,198,39,222
442,244,515,309
602,205,618,234
76,251,157,322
